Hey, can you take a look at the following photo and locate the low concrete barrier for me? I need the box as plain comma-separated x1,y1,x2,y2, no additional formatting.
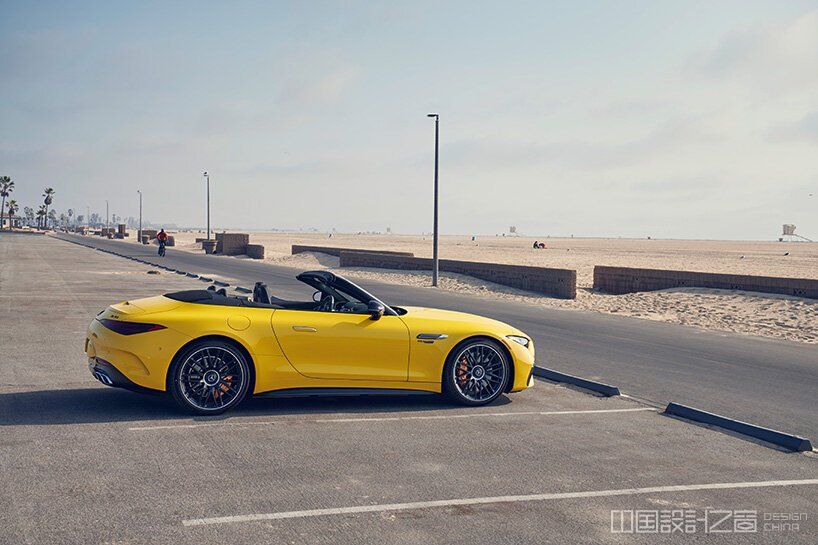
340,251,577,299
665,402,813,452
533,366,620,396
216,233,249,255
594,266,818,300
246,244,265,259
292,245,414,258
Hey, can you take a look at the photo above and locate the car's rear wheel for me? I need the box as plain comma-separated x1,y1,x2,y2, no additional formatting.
443,338,509,406
169,339,250,415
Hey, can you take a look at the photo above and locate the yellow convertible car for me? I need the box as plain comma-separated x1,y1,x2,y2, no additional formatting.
85,271,535,414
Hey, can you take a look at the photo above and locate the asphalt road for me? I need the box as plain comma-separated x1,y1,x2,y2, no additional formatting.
56,233,818,442
3,233,817,544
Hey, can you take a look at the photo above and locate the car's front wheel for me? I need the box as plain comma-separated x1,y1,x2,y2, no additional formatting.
443,338,509,406
169,339,251,415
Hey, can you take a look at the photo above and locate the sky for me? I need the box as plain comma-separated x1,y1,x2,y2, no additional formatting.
1,0,817,239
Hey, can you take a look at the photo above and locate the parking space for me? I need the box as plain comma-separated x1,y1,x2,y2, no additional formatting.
1,235,816,544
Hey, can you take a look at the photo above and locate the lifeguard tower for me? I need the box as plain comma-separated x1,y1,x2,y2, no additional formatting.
780,224,813,242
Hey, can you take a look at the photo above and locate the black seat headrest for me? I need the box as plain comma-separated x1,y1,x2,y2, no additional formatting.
253,281,271,304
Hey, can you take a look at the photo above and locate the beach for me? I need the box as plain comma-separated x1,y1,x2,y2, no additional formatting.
164,232,818,344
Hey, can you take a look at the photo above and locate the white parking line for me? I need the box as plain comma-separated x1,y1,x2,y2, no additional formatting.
128,407,655,431
182,478,818,527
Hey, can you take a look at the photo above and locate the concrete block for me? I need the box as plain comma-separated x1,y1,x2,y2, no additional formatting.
246,244,265,259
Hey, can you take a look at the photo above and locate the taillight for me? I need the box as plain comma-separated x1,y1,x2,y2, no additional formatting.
99,319,166,335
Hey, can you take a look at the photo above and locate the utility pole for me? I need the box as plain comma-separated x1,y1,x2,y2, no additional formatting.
427,113,440,287
203,171,211,240
137,190,142,242
105,200,109,230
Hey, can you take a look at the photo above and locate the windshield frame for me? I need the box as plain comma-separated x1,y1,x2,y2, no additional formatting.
295,271,398,316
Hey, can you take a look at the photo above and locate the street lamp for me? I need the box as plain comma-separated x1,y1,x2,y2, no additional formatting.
105,200,109,230
137,190,142,242
427,113,440,287
203,171,211,241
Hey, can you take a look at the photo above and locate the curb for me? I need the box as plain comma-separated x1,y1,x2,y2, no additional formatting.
664,402,813,452
213,280,230,287
199,277,213,282
532,366,620,397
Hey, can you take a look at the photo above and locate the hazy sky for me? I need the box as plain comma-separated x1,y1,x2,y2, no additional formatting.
2,1,816,239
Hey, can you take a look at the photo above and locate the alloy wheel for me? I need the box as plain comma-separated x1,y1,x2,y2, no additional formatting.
452,343,507,402
177,346,246,411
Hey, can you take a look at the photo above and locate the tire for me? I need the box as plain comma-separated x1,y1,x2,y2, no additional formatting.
443,338,510,406
169,339,251,415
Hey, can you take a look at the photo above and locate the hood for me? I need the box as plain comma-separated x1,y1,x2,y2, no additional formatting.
400,306,526,336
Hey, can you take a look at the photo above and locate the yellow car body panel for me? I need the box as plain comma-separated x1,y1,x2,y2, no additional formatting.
271,310,411,381
399,306,535,391
86,294,535,396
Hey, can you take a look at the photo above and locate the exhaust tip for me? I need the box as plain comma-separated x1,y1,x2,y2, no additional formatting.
93,371,114,386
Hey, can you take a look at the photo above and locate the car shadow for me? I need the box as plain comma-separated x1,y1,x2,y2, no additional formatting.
0,387,511,427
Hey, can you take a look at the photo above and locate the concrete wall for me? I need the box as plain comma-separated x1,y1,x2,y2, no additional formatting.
246,244,265,259
340,251,577,299
215,233,250,255
594,266,818,300
292,244,414,258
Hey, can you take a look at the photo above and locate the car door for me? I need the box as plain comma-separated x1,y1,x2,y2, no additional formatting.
270,309,411,381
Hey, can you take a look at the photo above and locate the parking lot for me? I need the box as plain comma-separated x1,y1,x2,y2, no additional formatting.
1,234,816,544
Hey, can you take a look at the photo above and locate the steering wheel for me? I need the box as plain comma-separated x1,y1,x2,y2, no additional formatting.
317,295,335,312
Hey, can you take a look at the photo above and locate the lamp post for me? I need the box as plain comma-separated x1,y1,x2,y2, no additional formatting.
105,200,109,230
427,113,440,287
137,190,142,242
203,171,210,241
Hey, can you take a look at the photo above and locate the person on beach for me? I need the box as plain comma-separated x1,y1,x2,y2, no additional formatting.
157,229,168,257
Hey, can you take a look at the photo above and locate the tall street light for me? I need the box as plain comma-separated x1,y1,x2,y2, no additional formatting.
427,113,440,287
105,200,109,230
203,171,211,241
137,190,142,242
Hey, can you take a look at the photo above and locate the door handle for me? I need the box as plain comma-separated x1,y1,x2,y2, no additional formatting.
292,326,317,332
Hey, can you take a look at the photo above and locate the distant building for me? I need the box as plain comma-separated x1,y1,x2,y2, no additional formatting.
1,215,23,229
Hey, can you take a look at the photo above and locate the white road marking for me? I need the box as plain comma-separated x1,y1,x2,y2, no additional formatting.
182,478,818,527
315,407,655,423
129,407,655,431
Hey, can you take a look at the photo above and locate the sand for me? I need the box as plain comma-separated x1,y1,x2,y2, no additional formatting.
161,232,818,344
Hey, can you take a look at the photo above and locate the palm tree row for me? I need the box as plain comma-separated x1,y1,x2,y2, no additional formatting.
0,176,14,230
0,176,58,231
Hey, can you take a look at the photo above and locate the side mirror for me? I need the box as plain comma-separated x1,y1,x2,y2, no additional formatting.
313,290,323,302
368,300,385,321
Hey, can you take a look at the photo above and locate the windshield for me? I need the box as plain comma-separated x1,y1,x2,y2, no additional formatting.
296,271,398,316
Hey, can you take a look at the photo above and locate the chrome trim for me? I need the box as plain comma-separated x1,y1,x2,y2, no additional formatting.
416,333,448,340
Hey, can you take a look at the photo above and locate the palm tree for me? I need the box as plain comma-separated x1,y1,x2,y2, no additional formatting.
67,208,74,227
0,176,14,231
42,187,55,229
36,205,47,230
23,206,34,226
6,199,18,230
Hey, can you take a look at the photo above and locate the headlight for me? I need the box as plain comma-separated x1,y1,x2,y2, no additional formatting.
506,335,530,348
